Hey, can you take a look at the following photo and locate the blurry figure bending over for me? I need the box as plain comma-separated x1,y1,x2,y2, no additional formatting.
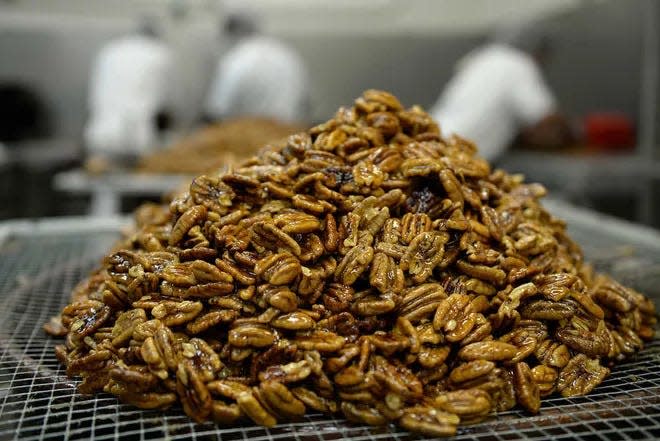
430,20,574,161
84,18,173,171
204,14,310,124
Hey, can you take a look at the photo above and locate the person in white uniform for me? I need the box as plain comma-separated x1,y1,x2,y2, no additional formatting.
430,22,572,161
204,14,310,124
84,19,173,166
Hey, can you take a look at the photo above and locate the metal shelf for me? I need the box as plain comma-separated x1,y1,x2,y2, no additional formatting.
499,151,660,226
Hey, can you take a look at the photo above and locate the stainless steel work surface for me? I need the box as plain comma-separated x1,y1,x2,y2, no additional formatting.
0,207,659,441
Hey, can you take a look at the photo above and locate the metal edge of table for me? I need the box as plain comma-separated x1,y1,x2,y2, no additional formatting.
53,169,190,194
543,197,660,250
0,215,131,249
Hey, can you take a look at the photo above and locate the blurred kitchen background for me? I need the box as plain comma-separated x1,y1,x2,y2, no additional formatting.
0,0,658,228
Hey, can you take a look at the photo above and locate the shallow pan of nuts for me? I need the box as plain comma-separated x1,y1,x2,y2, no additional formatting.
44,90,656,437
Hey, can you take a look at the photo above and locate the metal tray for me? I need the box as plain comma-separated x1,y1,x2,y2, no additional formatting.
1,207,659,441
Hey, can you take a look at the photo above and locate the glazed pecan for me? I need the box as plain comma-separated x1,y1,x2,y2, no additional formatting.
177,359,213,422
111,309,147,347
434,388,493,423
369,252,405,294
449,360,496,385
557,354,609,397
250,222,301,256
400,283,446,323
433,293,476,342
237,390,277,427
254,252,301,285
257,380,306,419
323,283,354,313
399,406,459,437
531,365,558,397
535,339,570,368
400,231,449,283
229,323,276,348
513,362,540,414
458,341,518,361
151,300,203,326
170,205,207,246
334,244,374,285
141,326,179,379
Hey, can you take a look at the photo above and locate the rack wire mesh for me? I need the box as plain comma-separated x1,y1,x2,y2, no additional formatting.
0,217,659,441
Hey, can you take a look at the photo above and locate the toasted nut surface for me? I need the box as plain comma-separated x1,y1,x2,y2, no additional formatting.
48,90,655,437
458,341,518,361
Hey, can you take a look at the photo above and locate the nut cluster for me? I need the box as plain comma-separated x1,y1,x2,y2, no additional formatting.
46,90,656,437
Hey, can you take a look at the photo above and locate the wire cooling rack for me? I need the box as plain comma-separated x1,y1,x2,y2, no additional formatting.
1,209,659,441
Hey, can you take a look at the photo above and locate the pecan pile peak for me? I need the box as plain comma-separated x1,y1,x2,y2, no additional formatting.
47,90,656,436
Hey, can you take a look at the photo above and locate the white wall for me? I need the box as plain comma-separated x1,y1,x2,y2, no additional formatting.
0,0,650,141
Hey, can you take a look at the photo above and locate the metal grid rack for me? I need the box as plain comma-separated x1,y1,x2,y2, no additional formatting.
1,207,659,441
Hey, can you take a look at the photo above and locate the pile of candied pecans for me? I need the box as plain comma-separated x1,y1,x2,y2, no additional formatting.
137,117,302,175
46,90,656,436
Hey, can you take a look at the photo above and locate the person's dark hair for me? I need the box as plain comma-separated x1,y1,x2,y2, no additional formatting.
138,15,160,39
0,84,50,142
223,13,258,38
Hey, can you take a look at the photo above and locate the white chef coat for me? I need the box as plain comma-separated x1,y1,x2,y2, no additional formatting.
430,44,556,161
205,36,310,123
85,35,173,157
